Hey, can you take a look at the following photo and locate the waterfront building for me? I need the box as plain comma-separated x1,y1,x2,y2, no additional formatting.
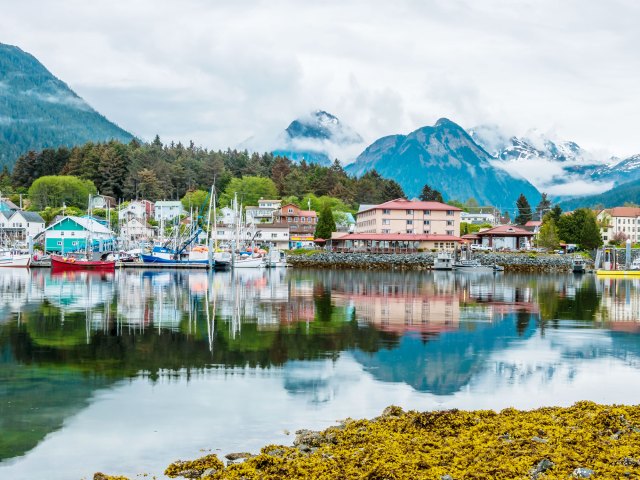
355,198,461,236
474,225,534,250
119,218,156,242
0,210,45,241
154,201,185,221
330,233,461,253
41,215,116,253
274,203,318,248
213,222,289,250
245,198,282,225
597,207,640,244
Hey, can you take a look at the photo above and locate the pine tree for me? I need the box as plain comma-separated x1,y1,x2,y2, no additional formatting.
419,183,444,202
515,194,533,225
534,193,551,220
315,203,336,240
580,211,604,249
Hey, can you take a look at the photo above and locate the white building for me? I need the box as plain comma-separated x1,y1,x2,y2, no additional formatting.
213,222,289,250
154,201,185,221
119,200,154,221
0,210,46,241
120,218,156,242
461,212,496,225
598,207,640,244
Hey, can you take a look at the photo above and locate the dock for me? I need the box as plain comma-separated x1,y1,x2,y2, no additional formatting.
116,262,212,270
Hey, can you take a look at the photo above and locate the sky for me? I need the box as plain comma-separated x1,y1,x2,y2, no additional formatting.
1,0,639,164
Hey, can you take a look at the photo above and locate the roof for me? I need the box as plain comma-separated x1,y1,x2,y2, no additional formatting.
358,204,376,213
333,233,462,242
605,207,640,218
358,198,462,214
476,225,534,237
45,215,113,235
155,200,183,206
461,234,480,239
524,221,542,227
16,211,45,223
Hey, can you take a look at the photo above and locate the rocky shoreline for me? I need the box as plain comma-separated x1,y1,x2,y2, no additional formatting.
287,252,583,272
95,402,640,479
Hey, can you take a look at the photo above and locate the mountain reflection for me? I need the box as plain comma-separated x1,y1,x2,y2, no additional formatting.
2,269,640,463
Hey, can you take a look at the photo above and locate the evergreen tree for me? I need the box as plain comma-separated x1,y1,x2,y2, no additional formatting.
580,210,604,249
315,203,336,239
534,193,552,220
514,193,533,225
419,183,444,202
549,205,563,224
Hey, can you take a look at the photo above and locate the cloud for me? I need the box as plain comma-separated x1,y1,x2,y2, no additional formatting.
0,0,638,158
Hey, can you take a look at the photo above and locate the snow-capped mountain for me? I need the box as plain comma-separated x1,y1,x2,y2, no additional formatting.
272,110,364,166
469,125,622,197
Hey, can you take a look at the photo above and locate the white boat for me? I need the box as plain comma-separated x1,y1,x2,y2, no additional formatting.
433,251,453,270
453,258,483,269
265,249,289,268
572,256,587,273
0,251,31,268
233,255,264,268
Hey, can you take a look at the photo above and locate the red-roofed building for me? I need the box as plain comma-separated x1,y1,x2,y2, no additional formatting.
597,207,640,244
330,232,461,253
355,198,462,236
476,225,534,250
274,203,318,248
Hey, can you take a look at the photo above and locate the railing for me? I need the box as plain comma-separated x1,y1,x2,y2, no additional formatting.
331,246,421,254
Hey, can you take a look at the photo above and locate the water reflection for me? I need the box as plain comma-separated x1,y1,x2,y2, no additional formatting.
2,269,640,479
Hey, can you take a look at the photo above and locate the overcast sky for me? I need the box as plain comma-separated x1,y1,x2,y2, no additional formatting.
1,0,638,158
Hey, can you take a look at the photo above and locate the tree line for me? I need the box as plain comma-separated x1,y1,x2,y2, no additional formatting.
9,137,405,212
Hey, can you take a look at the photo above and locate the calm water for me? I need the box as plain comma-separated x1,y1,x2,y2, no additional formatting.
1,268,640,479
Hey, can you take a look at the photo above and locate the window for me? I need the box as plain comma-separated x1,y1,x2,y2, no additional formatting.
446,220,454,226
57,241,62,246
424,210,431,215
406,220,413,225
406,229,413,234
424,220,430,225
382,229,391,234
284,233,288,237
60,232,65,236
288,208,294,213
446,210,455,216
382,219,390,225
294,217,299,221
301,217,306,222
383,209,391,214
271,233,278,238
446,230,454,236
72,241,78,246
406,209,413,215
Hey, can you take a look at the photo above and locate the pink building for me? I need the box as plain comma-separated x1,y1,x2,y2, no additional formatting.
356,198,462,236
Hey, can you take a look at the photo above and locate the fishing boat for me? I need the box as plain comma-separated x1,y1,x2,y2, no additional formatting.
433,251,454,270
51,254,115,272
233,254,264,268
572,256,586,274
0,249,31,268
265,249,288,268
141,245,211,265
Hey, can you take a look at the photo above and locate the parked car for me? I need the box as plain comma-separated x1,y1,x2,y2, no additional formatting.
470,244,492,252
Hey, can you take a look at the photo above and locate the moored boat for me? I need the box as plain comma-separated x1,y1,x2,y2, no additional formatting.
51,255,116,272
0,250,31,268
433,251,453,270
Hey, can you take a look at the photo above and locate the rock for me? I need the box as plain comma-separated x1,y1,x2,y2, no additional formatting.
441,475,454,480
294,429,327,447
620,457,640,467
381,405,405,417
529,458,554,478
225,452,254,461
265,448,286,457
498,433,512,443
531,436,548,444
164,454,224,479
572,467,595,478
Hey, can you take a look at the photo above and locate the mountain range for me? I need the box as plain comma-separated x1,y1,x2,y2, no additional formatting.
0,43,133,169
3,43,640,210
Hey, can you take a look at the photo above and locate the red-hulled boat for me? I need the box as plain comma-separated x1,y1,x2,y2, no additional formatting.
50,255,116,272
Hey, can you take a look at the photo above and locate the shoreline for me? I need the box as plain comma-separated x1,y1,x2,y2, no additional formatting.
95,402,640,479
287,252,583,272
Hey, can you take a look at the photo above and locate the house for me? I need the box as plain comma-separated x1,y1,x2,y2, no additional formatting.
154,201,185,221
597,207,640,244
461,212,496,225
218,206,238,225
90,194,117,210
253,222,290,250
42,216,116,253
475,225,535,250
120,218,156,242
119,200,154,221
274,204,318,248
330,233,461,253
356,198,462,236
245,199,282,224
0,210,46,241
335,212,356,233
